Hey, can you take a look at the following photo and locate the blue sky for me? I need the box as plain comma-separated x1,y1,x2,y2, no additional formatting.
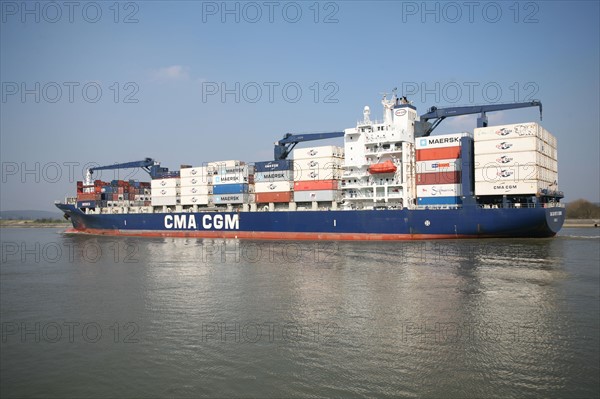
1,0,599,211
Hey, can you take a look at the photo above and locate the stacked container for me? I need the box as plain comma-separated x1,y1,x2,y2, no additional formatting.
180,166,212,206
415,133,471,206
78,179,152,208
151,177,181,206
473,122,558,195
254,160,294,203
292,145,344,203
209,160,254,204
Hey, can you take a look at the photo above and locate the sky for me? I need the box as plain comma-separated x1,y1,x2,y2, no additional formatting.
1,0,599,211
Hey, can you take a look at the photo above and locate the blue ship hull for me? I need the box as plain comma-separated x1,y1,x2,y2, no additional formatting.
56,203,564,240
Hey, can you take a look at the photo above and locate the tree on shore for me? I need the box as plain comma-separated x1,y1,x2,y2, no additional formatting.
566,199,600,219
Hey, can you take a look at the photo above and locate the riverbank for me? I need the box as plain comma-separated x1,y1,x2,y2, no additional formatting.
0,220,70,228
563,219,600,228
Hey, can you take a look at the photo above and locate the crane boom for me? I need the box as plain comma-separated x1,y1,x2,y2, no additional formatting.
85,157,175,184
415,100,542,137
274,132,345,160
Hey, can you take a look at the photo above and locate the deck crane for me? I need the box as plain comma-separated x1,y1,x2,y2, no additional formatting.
415,100,543,137
274,132,345,160
84,157,174,185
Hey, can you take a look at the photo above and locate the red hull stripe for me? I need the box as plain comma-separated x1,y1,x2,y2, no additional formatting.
65,228,479,241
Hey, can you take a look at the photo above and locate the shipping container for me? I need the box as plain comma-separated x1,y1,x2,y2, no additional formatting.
254,170,293,182
151,187,180,197
293,190,341,202
151,178,180,189
180,185,212,196
475,165,557,184
416,171,461,185
474,137,556,158
293,167,342,181
255,191,293,203
212,183,249,195
415,132,472,149
293,145,344,160
254,181,293,193
151,196,180,206
416,159,462,174
180,166,210,179
475,180,556,196
293,157,344,170
475,151,557,172
474,122,556,146
416,184,462,198
294,180,339,191
180,176,212,186
212,194,253,204
77,200,96,208
180,194,210,206
207,160,243,169
212,173,251,185
254,159,293,173
417,196,462,206
416,146,462,161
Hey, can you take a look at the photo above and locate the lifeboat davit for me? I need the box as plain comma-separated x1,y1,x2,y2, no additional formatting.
368,160,397,174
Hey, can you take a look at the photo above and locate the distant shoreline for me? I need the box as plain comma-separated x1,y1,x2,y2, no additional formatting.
0,220,70,228
562,219,600,228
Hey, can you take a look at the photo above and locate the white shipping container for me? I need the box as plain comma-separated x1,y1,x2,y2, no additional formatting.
475,137,556,158
293,157,344,170
293,145,344,160
474,122,547,142
293,167,343,181
212,194,254,204
254,170,293,182
180,176,212,186
211,164,253,176
475,180,556,196
151,195,179,206
207,160,243,169
254,181,293,193
180,194,210,206
180,185,212,196
416,159,462,174
180,166,210,179
475,165,558,184
416,184,462,198
212,173,252,185
151,187,180,197
293,190,341,202
415,132,472,149
151,178,180,189
475,151,557,171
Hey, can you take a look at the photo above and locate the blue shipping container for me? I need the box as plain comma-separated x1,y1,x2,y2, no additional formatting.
77,200,96,208
417,196,462,206
212,183,249,195
254,160,293,173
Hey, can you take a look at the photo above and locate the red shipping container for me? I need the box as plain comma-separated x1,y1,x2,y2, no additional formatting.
255,191,292,203
77,193,96,201
118,187,124,194
416,171,461,185
416,147,461,161
113,194,119,201
294,180,339,191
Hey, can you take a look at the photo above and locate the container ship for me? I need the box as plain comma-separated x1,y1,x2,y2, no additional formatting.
56,93,565,240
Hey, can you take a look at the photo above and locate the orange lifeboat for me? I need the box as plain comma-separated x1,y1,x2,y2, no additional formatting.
368,160,397,174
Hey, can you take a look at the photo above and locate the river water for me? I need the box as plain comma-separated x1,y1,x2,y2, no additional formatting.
1,227,598,398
